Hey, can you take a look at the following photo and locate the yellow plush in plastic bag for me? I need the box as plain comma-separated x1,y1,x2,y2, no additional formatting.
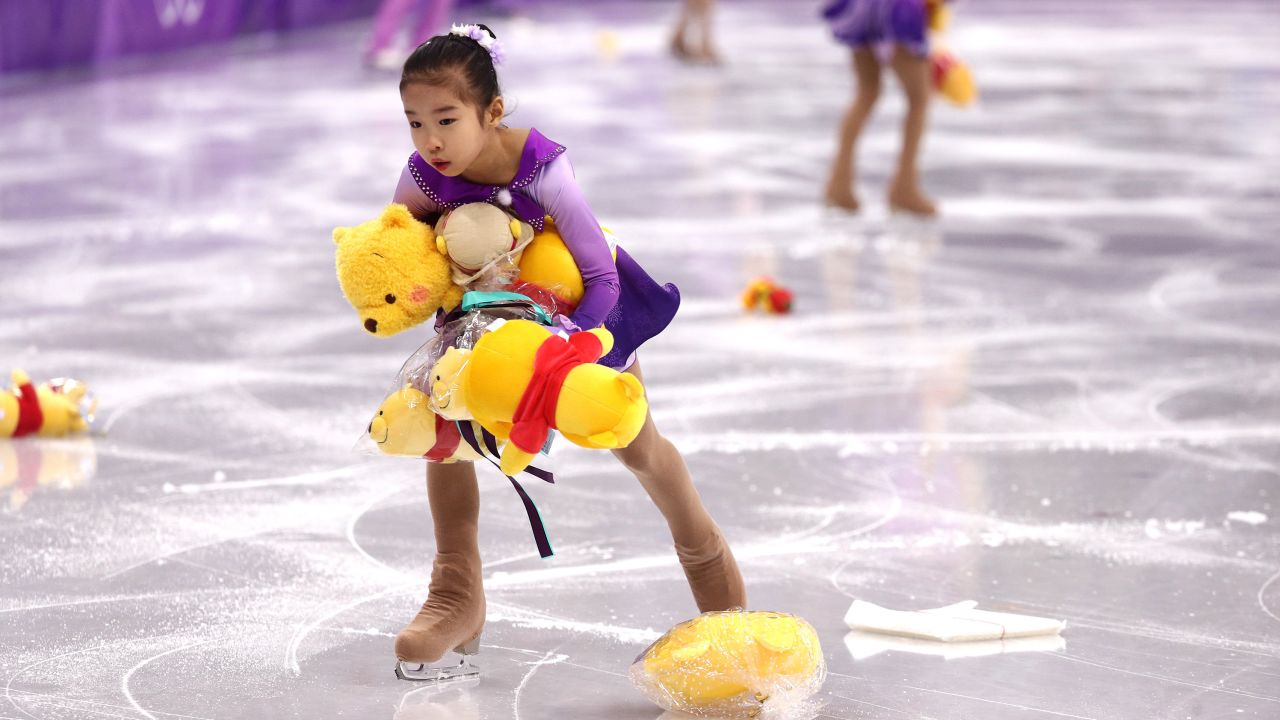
631,610,826,719
511,217,617,318
1,370,95,438
368,384,484,463
440,319,648,476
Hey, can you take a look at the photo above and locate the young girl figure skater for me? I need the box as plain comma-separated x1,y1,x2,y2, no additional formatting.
822,0,939,217
387,24,747,674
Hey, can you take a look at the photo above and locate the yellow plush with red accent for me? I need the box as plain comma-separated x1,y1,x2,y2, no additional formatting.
368,384,485,463
431,319,647,475
512,217,617,318
1,370,95,438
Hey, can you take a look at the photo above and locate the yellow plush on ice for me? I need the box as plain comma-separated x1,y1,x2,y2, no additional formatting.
432,319,647,475
631,611,826,718
1,370,95,438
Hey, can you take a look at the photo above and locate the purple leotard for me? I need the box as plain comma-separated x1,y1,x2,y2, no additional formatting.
393,128,679,369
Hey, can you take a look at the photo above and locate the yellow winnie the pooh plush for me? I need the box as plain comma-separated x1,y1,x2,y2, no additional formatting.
335,203,614,337
1,370,95,438
367,384,484,463
428,319,647,475
631,610,826,718
333,204,465,337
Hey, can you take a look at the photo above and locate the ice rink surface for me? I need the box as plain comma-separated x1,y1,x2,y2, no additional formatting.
1,1,1278,718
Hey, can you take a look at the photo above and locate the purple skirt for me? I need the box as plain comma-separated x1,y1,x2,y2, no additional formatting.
822,0,929,56
600,246,680,370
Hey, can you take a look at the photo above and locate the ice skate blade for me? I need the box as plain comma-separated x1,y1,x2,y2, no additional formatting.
395,654,480,683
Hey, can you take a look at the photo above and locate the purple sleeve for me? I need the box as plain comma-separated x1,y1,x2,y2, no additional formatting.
523,153,620,330
393,163,442,220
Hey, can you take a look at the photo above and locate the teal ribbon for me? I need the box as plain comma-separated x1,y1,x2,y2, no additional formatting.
461,290,552,326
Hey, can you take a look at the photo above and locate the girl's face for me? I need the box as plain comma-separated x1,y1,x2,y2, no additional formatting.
401,82,502,177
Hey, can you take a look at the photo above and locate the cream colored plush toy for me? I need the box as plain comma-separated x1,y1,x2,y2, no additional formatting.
435,202,535,287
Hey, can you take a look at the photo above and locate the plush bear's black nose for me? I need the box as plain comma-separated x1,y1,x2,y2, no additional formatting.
364,318,378,333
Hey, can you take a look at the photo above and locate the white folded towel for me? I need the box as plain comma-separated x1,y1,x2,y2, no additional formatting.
844,630,1066,660
843,600,1065,642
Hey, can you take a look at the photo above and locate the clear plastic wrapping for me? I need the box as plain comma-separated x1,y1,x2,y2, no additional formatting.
363,302,547,461
358,202,625,465
630,610,826,719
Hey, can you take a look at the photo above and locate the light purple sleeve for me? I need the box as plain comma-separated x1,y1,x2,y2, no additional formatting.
392,164,442,220
522,153,621,330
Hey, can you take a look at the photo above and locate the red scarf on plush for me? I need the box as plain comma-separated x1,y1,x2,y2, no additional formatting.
508,332,604,454
425,413,462,462
13,381,44,437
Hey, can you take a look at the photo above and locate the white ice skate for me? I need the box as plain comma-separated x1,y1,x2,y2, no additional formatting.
394,636,481,682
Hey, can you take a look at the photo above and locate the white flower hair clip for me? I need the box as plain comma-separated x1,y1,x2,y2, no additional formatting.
450,23,505,66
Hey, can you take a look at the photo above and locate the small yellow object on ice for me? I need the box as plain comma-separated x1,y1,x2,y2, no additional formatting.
630,610,825,718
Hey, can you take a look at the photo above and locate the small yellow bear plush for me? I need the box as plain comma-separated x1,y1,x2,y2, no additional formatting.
427,347,472,421
333,204,465,337
434,319,648,475
368,384,484,463
631,610,826,718
1,370,95,438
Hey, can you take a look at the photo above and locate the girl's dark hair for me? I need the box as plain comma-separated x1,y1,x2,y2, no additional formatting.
400,24,502,113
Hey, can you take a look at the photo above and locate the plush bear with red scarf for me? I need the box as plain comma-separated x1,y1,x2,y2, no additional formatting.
432,319,649,476
368,383,486,463
1,370,95,438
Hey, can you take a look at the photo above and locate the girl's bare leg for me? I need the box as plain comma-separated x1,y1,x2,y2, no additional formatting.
887,44,938,216
393,460,487,663
611,360,746,612
670,1,693,59
825,47,882,212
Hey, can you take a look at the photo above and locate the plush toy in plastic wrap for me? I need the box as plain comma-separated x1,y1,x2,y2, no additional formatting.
429,318,647,476
436,202,618,320
364,304,542,461
334,203,617,338
1,370,96,438
368,384,485,463
631,610,826,719
434,202,535,288
509,217,618,320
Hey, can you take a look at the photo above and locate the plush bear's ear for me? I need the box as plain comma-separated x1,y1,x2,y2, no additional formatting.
509,219,522,240
332,227,350,245
380,203,416,229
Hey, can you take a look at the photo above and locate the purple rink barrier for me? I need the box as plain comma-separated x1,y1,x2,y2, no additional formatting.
0,0,382,72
